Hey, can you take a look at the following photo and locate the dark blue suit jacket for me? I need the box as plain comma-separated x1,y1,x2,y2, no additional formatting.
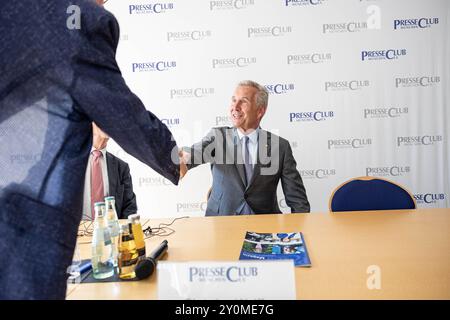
0,0,179,299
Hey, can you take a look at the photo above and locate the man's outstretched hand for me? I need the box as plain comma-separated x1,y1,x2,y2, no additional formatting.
179,149,190,180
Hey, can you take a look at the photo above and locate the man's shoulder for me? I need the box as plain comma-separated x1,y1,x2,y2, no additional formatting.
106,152,130,169
259,129,290,147
206,126,236,138
207,127,292,146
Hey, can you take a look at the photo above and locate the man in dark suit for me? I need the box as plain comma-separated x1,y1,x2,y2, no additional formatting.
83,123,137,220
0,0,186,299
182,80,310,216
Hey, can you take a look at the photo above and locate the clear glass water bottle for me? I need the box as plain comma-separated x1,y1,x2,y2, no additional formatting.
118,223,139,279
91,202,114,279
128,213,146,261
105,196,120,268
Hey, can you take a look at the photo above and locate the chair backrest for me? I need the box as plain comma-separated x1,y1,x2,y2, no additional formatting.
329,176,416,212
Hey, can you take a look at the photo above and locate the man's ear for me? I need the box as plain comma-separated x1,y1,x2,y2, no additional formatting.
258,106,267,120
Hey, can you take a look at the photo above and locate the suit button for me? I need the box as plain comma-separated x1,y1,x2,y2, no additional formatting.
244,194,248,199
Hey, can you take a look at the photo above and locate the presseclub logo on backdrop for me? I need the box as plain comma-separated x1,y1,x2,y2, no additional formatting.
170,88,215,99
364,107,408,119
395,76,440,88
285,0,327,6
264,83,295,95
129,2,174,14
328,138,372,150
131,61,176,72
287,53,332,64
397,135,443,147
138,176,172,187
161,118,180,127
393,17,439,30
414,193,446,204
215,115,232,126
299,169,336,179
366,166,410,177
323,21,367,33
290,111,334,122
248,26,292,38
167,30,212,42
177,201,207,213
210,0,255,10
325,80,369,91
361,49,407,61
212,57,256,68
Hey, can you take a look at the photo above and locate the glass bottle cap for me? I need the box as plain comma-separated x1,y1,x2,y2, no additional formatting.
128,213,140,223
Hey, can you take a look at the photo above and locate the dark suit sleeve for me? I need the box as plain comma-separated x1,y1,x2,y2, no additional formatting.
182,129,217,170
120,163,138,219
70,10,180,185
280,141,310,213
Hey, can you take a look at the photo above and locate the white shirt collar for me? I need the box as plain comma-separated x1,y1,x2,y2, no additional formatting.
236,128,259,144
91,147,107,157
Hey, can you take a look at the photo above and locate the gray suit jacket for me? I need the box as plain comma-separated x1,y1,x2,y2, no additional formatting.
184,127,310,215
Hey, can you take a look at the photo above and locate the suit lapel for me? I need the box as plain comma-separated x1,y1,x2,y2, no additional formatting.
106,152,116,196
247,164,260,190
246,129,271,189
232,129,247,188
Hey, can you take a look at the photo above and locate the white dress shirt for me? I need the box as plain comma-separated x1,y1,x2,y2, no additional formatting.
236,128,259,167
82,147,109,219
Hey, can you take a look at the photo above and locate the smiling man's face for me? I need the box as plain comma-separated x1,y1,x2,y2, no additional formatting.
229,85,266,133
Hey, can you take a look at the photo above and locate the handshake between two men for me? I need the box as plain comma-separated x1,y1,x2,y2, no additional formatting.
0,1,310,300
176,80,310,216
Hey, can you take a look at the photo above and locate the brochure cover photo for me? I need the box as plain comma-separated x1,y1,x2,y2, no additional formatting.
239,232,311,267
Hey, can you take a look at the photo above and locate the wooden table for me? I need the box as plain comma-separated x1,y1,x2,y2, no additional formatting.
66,208,450,300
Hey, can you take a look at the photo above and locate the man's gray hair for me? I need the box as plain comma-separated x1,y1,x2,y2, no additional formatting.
238,80,269,109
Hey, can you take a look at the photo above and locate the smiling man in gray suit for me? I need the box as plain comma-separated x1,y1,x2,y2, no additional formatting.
182,80,310,215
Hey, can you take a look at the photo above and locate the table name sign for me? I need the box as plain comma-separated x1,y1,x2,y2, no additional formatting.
157,260,296,299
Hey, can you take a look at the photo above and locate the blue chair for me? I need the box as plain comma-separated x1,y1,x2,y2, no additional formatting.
329,176,416,212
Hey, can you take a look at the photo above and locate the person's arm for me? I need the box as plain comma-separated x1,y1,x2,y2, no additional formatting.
71,9,180,184
181,129,218,171
280,141,310,213
120,163,138,219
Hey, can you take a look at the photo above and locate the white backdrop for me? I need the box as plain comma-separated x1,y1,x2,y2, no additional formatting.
102,0,450,218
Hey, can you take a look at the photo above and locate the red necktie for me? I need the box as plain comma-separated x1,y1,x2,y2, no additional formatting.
91,150,104,219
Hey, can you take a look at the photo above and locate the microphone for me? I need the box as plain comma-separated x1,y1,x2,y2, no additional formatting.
135,240,168,280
